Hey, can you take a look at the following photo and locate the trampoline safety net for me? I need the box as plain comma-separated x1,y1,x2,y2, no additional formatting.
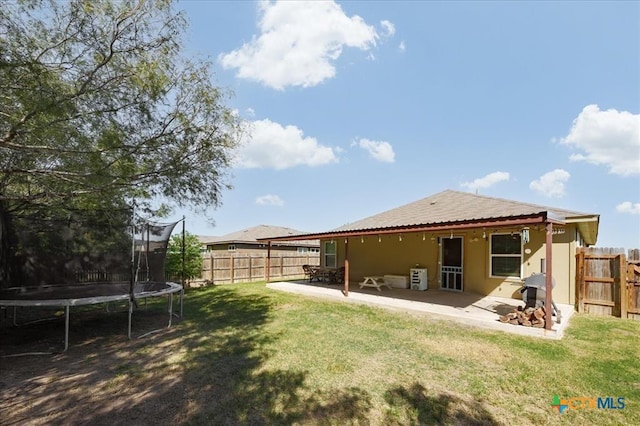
0,209,180,290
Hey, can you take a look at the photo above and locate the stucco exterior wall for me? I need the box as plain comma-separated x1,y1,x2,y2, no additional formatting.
325,225,579,305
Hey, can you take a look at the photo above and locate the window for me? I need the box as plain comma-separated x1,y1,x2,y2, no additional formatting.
228,244,236,252
323,240,336,268
297,247,319,254
490,233,522,278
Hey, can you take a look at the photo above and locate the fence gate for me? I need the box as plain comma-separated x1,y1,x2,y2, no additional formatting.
576,247,640,320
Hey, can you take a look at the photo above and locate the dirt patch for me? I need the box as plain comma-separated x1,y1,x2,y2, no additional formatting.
0,306,190,425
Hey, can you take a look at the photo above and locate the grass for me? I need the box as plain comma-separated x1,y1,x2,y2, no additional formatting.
2,281,638,425
167,282,639,425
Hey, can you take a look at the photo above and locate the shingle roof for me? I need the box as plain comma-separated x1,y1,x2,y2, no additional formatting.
257,190,599,245
202,225,319,247
333,189,596,232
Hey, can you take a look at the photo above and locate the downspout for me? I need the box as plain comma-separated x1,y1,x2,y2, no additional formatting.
545,221,553,331
343,238,350,297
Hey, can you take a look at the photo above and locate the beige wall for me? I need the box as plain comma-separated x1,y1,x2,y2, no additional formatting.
323,224,580,305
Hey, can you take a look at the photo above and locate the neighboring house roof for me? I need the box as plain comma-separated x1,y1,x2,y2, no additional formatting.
197,235,218,244
259,190,600,245
201,225,319,247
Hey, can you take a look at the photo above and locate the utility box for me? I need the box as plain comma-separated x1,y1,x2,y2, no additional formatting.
410,268,428,291
383,275,410,289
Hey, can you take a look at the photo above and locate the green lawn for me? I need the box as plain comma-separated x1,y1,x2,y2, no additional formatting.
167,282,639,425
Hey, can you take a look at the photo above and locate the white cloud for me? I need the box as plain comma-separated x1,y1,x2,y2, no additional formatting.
380,20,395,37
616,201,640,215
256,194,284,206
558,104,640,176
398,41,406,52
461,171,510,191
233,119,338,169
529,169,571,198
218,1,387,89
357,138,395,162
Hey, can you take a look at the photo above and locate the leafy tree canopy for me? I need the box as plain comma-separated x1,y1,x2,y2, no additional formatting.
0,0,242,217
0,0,243,285
165,231,203,281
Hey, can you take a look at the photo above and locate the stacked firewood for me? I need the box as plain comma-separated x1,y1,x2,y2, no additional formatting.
499,306,546,328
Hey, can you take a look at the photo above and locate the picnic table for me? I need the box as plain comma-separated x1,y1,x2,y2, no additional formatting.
359,276,392,291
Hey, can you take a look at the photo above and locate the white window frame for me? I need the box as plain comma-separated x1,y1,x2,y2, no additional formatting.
489,233,522,278
323,241,337,268
228,244,236,252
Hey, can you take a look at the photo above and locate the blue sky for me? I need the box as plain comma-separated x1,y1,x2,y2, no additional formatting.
167,0,639,249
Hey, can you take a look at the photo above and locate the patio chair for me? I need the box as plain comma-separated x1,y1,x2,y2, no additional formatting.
302,264,322,283
328,266,345,284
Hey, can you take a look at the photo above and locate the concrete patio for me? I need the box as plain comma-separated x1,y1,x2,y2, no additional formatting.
266,280,575,339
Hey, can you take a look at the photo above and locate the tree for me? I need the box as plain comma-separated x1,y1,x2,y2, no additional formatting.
165,231,203,282
0,0,243,285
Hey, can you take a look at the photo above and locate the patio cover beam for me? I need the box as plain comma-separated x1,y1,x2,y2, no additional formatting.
258,212,563,243
545,221,553,331
343,238,350,297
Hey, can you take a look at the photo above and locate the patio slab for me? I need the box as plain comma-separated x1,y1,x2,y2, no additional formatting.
266,280,575,339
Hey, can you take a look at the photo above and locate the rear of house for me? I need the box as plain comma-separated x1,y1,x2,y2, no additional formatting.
272,190,599,306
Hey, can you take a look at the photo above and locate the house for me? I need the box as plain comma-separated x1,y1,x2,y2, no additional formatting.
200,225,319,257
259,190,599,328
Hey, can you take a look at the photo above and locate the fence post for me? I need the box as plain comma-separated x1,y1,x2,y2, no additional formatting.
576,249,585,313
620,254,628,319
248,257,252,282
209,254,214,282
263,254,267,281
230,255,235,284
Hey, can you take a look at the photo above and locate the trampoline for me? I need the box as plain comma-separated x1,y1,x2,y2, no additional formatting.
0,281,183,352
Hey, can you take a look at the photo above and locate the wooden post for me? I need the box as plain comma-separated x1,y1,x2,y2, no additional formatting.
545,222,553,331
576,249,585,313
280,255,284,279
266,243,271,283
230,255,235,284
344,238,350,297
209,254,214,283
619,254,628,319
248,256,252,282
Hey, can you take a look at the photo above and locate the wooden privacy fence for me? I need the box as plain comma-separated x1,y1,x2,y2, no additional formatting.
199,253,320,284
576,247,640,320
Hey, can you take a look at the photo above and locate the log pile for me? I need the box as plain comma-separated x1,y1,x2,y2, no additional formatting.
499,306,546,328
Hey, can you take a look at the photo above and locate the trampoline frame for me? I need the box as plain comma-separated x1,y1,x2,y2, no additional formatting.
0,281,183,352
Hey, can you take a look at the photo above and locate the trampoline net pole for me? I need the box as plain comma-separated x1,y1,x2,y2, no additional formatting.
168,293,173,328
128,299,133,340
64,306,70,352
